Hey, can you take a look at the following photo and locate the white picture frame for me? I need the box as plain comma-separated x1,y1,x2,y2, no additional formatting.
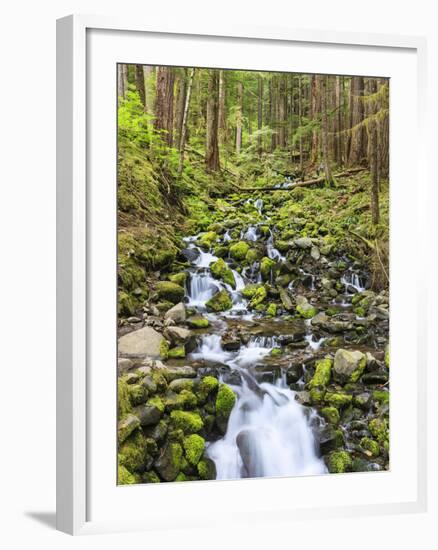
56,14,428,535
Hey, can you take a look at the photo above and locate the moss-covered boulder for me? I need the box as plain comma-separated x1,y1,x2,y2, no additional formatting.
183,434,206,466
296,295,317,319
168,345,186,359
242,283,263,299
198,231,218,249
325,450,353,473
246,248,262,264
168,272,187,287
321,406,340,425
308,357,333,390
164,389,197,412
197,458,217,480
249,286,267,308
170,410,204,433
266,303,277,317
154,442,183,481
229,241,250,261
118,464,137,485
143,470,160,483
155,281,185,304
324,391,353,409
186,315,210,329
260,257,275,281
333,349,366,384
118,414,140,444
216,383,236,433
118,378,132,419
210,258,236,288
360,437,380,457
119,429,148,472
205,289,232,312
197,375,219,403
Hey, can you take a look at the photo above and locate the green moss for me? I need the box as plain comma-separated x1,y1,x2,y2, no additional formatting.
246,248,261,264
326,451,353,473
128,384,148,406
373,390,389,406
119,430,147,472
159,338,169,359
205,289,232,312
165,389,197,411
183,434,206,466
197,375,219,402
260,257,276,281
168,345,186,359
296,303,317,319
324,391,353,408
266,303,277,317
249,285,267,308
321,406,340,425
155,281,185,304
309,388,326,404
229,241,250,261
216,383,236,433
168,272,187,286
369,417,389,447
170,410,204,433
118,291,138,317
198,231,218,249
270,348,282,357
186,315,210,329
147,395,165,414
175,472,188,482
118,414,140,443
143,471,160,483
118,464,137,485
360,437,380,457
242,283,263,299
308,357,333,390
210,258,236,288
353,306,366,317
197,458,217,480
118,378,132,419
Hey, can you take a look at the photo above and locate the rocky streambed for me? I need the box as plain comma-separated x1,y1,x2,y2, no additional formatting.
117,193,389,484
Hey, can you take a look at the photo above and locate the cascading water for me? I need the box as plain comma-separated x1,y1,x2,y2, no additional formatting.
184,221,327,481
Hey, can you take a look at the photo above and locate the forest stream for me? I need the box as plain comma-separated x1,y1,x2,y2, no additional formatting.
117,189,390,484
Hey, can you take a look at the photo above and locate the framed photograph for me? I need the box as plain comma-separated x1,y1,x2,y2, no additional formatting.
57,15,427,535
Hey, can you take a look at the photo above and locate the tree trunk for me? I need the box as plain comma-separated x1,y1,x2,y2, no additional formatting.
236,81,243,154
311,75,321,165
142,65,154,113
366,78,380,224
206,70,221,171
298,75,303,172
320,75,333,183
278,76,286,149
218,70,227,142
348,76,366,166
154,67,175,146
117,64,128,99
174,69,187,150
257,75,263,157
135,65,146,108
178,68,195,175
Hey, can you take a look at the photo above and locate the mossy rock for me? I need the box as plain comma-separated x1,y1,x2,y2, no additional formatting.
197,375,219,403
326,450,353,473
296,302,317,319
270,347,282,357
205,289,232,312
246,248,262,264
128,383,148,406
369,417,389,447
210,258,236,288
360,437,380,457
183,434,206,466
249,286,267,308
308,357,333,390
324,391,353,409
170,410,204,433
309,388,326,404
186,315,209,329
118,464,137,485
164,389,197,412
118,378,132,419
260,257,276,281
229,241,250,261
118,414,140,444
119,430,148,472
198,231,218,249
168,272,187,286
197,458,217,480
266,303,277,317
321,406,340,425
143,470,161,483
242,283,263,299
372,390,389,407
213,245,229,258
154,442,183,482
216,383,236,433
118,291,138,317
168,345,186,359
155,282,185,304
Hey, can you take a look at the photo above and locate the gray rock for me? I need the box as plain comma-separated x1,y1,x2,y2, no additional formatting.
159,365,196,382
164,302,186,323
118,326,165,358
118,414,140,443
164,326,192,345
134,400,163,426
311,311,328,326
154,442,183,481
294,237,313,249
333,349,366,384
118,358,134,376
279,288,294,311
310,245,321,260
295,391,311,405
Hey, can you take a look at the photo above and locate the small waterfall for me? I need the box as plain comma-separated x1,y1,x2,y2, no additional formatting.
242,225,259,242
254,198,263,215
341,269,366,293
187,271,222,307
305,334,326,351
266,231,285,262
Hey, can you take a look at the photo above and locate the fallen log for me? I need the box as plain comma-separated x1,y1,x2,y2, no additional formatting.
238,168,365,192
